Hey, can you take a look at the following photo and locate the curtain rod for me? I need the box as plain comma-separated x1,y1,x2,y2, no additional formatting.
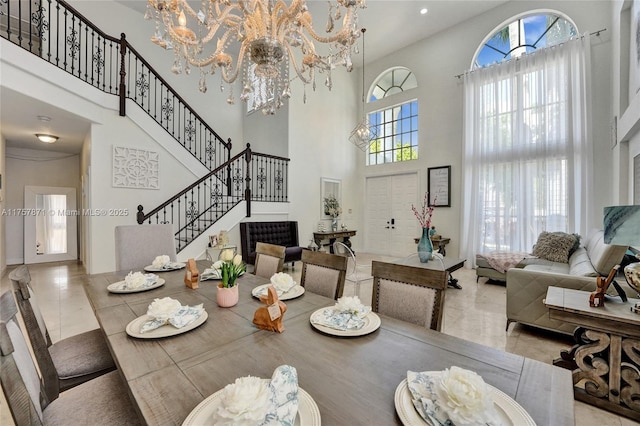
454,28,607,79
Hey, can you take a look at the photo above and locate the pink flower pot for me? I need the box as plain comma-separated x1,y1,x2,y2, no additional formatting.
217,284,239,307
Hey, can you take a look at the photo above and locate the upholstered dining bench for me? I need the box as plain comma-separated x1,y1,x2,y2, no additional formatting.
240,221,304,267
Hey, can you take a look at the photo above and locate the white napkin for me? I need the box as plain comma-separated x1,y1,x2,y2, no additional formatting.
140,303,204,333
200,268,222,280
266,365,299,425
119,272,157,290
406,369,502,426
310,296,371,331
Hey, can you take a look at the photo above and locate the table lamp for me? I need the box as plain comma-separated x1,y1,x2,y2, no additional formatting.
604,205,640,298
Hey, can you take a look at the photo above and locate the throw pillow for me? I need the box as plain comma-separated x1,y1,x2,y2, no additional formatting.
568,233,582,258
532,231,579,263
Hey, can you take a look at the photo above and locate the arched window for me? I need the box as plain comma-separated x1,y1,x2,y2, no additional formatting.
473,12,577,68
367,67,418,165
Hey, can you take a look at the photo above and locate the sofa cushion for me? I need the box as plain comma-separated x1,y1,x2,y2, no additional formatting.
524,262,570,275
584,229,629,276
568,247,598,277
532,231,578,263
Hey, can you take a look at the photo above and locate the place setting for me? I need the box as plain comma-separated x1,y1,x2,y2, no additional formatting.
395,366,536,426
126,296,208,339
309,295,380,337
107,271,165,294
182,365,320,426
252,272,305,300
143,255,186,272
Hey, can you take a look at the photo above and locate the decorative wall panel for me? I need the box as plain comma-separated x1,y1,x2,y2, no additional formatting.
112,146,159,189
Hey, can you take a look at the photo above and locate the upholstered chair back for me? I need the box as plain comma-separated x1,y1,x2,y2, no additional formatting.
114,224,176,271
254,242,286,279
300,251,348,300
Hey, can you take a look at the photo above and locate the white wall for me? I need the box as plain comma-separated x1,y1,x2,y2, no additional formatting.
4,148,80,264
0,134,6,276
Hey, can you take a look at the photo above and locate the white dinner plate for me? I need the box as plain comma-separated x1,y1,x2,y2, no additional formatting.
125,311,208,339
182,380,320,426
143,262,186,272
309,307,381,337
252,284,305,300
107,278,165,294
394,377,536,426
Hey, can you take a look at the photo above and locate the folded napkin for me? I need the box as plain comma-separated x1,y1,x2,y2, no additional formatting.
140,297,204,333
119,272,157,290
310,296,371,331
200,268,222,280
407,368,501,426
213,365,299,426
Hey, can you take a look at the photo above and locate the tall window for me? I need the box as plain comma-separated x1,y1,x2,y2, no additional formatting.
367,68,418,165
461,13,593,262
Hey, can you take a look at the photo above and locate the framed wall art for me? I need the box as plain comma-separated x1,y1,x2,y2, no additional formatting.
321,177,341,218
428,166,451,207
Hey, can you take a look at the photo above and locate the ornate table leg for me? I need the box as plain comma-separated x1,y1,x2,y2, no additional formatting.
554,327,640,421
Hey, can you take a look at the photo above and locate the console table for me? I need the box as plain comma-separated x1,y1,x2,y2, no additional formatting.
313,229,356,253
545,286,640,421
413,236,450,256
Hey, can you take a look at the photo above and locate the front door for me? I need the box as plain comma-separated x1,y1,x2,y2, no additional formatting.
364,173,418,256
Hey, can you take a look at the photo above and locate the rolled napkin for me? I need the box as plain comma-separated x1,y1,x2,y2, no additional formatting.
140,297,204,333
310,296,371,331
212,365,299,426
151,255,171,269
407,367,501,426
119,271,157,290
200,267,222,281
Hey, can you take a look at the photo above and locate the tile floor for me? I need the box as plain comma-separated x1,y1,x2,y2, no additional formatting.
0,255,636,425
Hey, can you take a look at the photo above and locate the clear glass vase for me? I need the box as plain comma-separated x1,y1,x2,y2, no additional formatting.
331,218,338,231
417,227,433,263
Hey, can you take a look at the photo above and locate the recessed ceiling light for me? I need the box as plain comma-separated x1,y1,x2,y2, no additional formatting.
420,8,428,15
35,134,59,143
37,115,52,122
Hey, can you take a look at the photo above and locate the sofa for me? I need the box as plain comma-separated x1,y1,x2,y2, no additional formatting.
239,221,304,266
506,229,628,335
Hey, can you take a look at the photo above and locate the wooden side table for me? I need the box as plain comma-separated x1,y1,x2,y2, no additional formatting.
313,230,356,254
413,236,450,256
545,286,640,421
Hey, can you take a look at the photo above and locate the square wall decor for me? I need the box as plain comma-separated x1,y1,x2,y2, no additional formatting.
112,146,159,189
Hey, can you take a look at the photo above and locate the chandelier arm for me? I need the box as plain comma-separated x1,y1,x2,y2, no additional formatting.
297,8,358,45
285,44,312,85
218,43,249,84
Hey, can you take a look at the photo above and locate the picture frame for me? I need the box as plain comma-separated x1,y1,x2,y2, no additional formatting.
321,177,341,218
428,166,451,207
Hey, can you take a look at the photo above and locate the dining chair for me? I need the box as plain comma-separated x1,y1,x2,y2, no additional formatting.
332,241,373,298
9,265,115,401
371,260,448,331
253,242,286,279
0,291,141,426
300,250,348,300
114,224,177,271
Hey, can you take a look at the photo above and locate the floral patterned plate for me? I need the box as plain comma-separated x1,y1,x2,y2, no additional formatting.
394,377,535,426
182,380,320,426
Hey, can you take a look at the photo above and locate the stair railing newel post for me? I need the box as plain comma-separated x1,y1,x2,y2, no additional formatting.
245,143,252,217
118,33,127,117
136,205,145,224
226,138,232,196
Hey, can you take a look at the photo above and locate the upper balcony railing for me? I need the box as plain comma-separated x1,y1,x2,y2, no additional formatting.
0,0,230,170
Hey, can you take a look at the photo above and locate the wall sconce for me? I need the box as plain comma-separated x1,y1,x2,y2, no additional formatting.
35,134,58,143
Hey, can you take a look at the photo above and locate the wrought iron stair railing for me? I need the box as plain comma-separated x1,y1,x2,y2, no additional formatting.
0,0,230,170
137,144,290,252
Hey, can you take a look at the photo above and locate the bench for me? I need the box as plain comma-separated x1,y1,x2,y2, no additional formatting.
239,221,304,266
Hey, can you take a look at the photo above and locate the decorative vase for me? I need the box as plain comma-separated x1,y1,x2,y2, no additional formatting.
331,218,338,231
217,283,239,307
417,228,433,263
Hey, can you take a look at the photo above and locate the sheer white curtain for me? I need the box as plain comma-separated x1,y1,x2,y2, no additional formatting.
461,34,593,265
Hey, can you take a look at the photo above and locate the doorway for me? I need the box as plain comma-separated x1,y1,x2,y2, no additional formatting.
364,173,418,256
24,186,78,264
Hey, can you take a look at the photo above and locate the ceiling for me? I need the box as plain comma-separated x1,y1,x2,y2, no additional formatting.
2,0,508,155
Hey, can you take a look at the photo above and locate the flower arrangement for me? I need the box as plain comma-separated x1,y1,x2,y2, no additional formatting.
324,195,342,218
212,248,246,288
411,192,436,229
213,376,271,425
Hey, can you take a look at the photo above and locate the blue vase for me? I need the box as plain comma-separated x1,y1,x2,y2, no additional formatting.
417,228,433,263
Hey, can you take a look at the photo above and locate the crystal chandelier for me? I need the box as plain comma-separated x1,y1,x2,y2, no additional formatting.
145,0,367,115
349,27,375,150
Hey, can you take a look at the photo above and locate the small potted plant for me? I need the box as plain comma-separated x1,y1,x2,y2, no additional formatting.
212,249,246,307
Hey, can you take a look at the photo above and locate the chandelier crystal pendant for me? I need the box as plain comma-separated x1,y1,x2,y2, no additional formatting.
145,0,367,115
349,27,375,151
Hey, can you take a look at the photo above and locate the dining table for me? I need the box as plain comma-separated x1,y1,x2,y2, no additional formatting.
85,260,575,426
